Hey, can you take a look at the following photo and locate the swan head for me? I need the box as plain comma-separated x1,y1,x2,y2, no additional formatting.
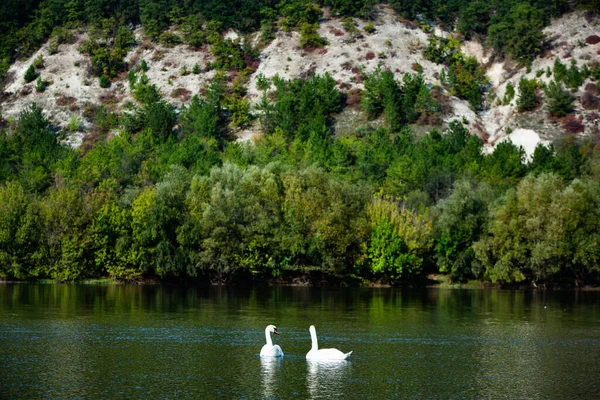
309,325,316,334
267,324,279,335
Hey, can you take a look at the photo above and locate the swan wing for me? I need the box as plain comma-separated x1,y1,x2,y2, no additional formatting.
306,348,351,360
261,344,284,357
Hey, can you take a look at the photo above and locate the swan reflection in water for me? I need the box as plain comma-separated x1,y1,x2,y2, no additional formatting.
260,356,282,399
307,359,351,399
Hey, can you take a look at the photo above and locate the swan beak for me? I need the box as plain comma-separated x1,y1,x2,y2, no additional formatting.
273,328,279,335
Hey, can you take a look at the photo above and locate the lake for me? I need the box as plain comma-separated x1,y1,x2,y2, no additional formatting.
0,284,598,399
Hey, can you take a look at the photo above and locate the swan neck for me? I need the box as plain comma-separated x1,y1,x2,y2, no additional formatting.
265,327,273,346
310,328,318,351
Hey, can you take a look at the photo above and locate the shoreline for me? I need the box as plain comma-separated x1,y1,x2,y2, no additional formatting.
1,277,598,291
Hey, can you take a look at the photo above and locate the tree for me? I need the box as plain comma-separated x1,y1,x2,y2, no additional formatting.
483,141,526,187
280,167,369,275
517,78,538,112
457,1,491,38
545,80,574,117
487,3,546,63
24,64,37,82
474,174,600,285
0,182,43,279
361,68,404,130
144,101,176,140
434,179,492,281
91,181,139,280
182,163,285,280
366,196,433,281
38,185,93,281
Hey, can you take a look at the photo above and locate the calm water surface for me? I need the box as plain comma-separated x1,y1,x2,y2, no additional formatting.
0,284,598,399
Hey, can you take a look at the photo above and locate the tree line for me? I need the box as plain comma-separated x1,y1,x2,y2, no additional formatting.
1,70,599,286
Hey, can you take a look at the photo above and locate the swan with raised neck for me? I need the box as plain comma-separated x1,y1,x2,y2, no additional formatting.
260,325,283,357
306,325,352,360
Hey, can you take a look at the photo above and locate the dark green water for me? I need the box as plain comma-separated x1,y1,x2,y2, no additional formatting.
0,284,598,399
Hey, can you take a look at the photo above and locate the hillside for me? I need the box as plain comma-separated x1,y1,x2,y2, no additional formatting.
1,6,598,154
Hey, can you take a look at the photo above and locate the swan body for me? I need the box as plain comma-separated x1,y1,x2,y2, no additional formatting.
260,325,283,357
306,325,352,360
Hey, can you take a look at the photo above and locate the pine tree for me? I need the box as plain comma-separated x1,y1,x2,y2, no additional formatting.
517,78,538,112
24,65,36,83
545,80,574,117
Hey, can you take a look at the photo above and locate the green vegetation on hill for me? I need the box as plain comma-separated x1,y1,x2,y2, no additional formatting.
0,1,599,286
1,69,600,286
0,1,596,84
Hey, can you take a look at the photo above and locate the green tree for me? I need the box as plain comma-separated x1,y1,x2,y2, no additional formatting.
38,185,93,281
24,64,37,82
517,77,538,112
366,196,433,281
474,174,600,285
487,3,546,64
545,80,574,117
0,182,43,278
434,179,492,281
183,163,285,280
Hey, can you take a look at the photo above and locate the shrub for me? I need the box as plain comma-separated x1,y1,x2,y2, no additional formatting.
256,73,270,91
99,75,111,88
24,65,37,83
32,55,44,69
67,115,80,132
35,77,47,92
171,87,192,102
364,22,375,34
159,31,183,47
503,82,515,105
299,23,328,49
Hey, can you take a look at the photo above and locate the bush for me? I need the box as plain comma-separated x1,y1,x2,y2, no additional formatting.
99,75,111,88
503,82,515,105
32,55,44,69
35,77,47,92
159,31,183,47
67,115,80,132
24,65,37,83
140,59,149,72
300,23,328,49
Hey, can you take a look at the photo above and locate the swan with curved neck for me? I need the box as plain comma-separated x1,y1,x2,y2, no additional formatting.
260,325,284,357
306,325,352,360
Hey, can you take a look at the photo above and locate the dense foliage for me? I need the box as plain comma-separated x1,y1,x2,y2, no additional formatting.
0,1,599,286
1,68,600,286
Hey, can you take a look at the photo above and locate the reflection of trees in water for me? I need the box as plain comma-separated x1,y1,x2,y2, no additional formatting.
306,360,350,399
260,357,282,400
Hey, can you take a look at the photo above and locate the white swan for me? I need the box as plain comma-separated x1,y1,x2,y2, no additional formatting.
306,325,352,360
260,325,284,357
